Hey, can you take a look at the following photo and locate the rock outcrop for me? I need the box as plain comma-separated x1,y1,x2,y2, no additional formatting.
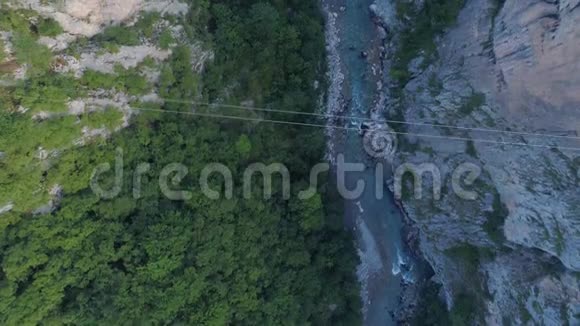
9,0,188,37
494,0,580,133
12,0,141,36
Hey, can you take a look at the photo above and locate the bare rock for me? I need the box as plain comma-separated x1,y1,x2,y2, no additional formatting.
79,45,171,74
389,0,580,323
493,0,580,134
377,25,388,40
12,0,189,37
13,0,142,37
0,202,13,215
368,1,397,29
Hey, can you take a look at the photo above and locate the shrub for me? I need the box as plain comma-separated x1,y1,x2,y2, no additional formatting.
445,243,495,276
411,282,451,325
103,42,120,54
159,29,174,50
0,9,35,35
450,293,478,326
459,92,486,116
80,70,118,90
80,108,123,129
12,33,53,75
121,71,150,95
483,192,508,243
135,12,161,38
80,68,151,95
37,17,64,37
466,140,478,158
98,26,140,46
13,73,80,113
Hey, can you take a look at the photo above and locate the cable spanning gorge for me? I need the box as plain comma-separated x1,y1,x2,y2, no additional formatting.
0,0,578,324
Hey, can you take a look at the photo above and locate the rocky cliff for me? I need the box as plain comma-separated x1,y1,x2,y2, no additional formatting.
382,0,580,324
11,0,187,37
494,0,580,133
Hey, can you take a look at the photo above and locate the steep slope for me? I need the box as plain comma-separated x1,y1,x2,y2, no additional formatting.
378,0,579,324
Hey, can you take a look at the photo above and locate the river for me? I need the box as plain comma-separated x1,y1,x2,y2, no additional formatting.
322,0,420,324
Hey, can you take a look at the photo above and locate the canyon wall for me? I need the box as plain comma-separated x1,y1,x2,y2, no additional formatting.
387,0,579,323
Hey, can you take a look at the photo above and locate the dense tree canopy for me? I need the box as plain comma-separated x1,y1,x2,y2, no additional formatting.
0,0,361,324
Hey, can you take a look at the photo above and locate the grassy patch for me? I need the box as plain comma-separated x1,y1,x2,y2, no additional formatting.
459,92,486,116
135,12,162,38
96,26,141,46
411,281,451,325
445,243,495,271
0,9,37,35
80,70,118,89
450,292,479,326
80,108,124,130
12,33,53,75
37,17,64,37
13,73,82,114
159,29,175,50
80,67,151,95
0,9,62,39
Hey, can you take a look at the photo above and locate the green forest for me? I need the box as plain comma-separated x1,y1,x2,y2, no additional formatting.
0,0,362,324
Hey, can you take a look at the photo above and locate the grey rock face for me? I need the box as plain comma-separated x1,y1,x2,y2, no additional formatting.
9,0,189,37
490,0,580,273
494,0,580,134
11,0,142,37
387,0,580,323
483,250,580,325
